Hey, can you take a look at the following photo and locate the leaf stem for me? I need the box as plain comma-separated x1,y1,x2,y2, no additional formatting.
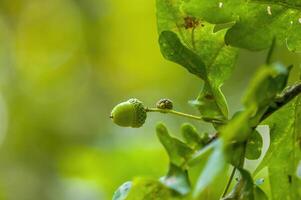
221,141,247,198
275,81,301,106
261,81,301,122
222,167,237,198
145,107,226,124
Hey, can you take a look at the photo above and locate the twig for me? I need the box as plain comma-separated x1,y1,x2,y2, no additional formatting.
221,142,247,198
145,107,226,124
221,167,237,198
261,81,301,121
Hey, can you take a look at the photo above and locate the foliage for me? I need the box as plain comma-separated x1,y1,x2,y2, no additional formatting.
254,95,301,199
184,0,301,52
112,0,301,199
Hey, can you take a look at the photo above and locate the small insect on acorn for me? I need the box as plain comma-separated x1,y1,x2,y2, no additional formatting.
110,98,147,128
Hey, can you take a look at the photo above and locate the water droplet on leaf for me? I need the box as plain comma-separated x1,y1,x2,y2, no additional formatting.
255,178,265,186
218,2,223,8
267,6,272,15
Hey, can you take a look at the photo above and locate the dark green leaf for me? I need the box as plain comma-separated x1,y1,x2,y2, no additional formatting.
254,95,301,199
223,169,268,200
223,168,254,200
159,31,206,80
224,168,268,200
245,130,263,160
228,142,246,167
254,186,268,200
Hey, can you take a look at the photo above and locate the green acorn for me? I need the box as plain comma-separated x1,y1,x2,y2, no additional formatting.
110,98,147,128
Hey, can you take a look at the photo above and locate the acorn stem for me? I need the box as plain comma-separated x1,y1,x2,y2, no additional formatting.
145,107,226,124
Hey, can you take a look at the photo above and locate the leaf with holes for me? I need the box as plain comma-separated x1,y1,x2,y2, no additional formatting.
184,0,301,51
157,0,238,120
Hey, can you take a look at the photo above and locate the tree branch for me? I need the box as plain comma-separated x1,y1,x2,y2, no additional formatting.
261,81,301,121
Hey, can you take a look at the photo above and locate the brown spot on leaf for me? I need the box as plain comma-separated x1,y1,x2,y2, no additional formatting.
184,16,199,29
204,94,214,100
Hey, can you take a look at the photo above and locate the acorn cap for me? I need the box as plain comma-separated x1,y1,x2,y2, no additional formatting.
110,98,147,128
156,98,173,110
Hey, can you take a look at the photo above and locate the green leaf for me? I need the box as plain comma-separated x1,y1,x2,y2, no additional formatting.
254,186,268,200
181,123,201,148
159,31,206,80
223,168,254,200
228,142,246,167
157,0,238,119
181,123,209,150
187,139,215,167
156,123,193,168
214,63,289,172
221,109,254,142
245,130,263,160
254,96,301,199
114,124,194,199
190,82,228,121
243,63,288,110
183,0,301,51
221,63,289,143
160,164,191,195
122,178,184,200
193,139,228,197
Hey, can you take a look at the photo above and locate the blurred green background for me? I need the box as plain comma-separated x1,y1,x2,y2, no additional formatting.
0,0,300,200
